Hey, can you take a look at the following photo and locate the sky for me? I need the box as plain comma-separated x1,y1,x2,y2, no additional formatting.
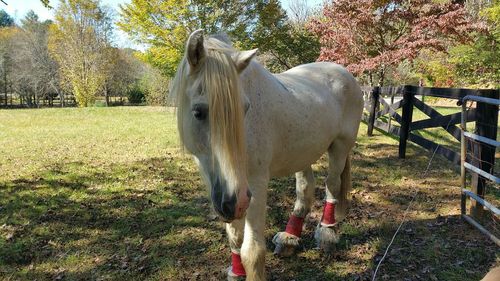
1,0,325,49
2,0,138,49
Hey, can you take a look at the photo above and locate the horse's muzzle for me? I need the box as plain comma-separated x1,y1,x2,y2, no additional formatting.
211,179,251,222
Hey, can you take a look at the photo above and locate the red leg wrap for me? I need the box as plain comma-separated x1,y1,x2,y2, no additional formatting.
321,201,336,225
231,252,246,276
285,214,304,237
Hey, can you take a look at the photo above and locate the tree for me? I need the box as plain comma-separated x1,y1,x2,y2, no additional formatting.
447,1,499,88
415,50,456,87
412,1,499,88
0,8,17,106
9,11,61,107
104,47,145,105
118,0,311,76
48,0,113,107
287,0,314,25
309,0,479,86
0,9,13,27
0,26,17,106
252,0,320,72
139,65,170,106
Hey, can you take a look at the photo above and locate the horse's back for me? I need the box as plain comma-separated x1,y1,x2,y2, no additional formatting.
276,62,362,107
275,62,363,133
263,62,363,176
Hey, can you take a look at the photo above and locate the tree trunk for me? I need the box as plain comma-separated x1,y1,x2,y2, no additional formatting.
104,83,109,106
3,69,7,107
378,68,385,87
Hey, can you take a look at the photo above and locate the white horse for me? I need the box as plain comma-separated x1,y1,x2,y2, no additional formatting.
171,30,363,281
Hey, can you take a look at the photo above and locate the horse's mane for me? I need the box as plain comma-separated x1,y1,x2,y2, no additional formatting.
171,34,247,184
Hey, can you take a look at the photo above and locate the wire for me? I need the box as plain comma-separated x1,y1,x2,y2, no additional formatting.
371,103,460,281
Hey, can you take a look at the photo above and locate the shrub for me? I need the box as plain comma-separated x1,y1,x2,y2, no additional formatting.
127,87,145,104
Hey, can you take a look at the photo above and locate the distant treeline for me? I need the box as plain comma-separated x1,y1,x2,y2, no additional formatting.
0,3,168,108
1,0,497,108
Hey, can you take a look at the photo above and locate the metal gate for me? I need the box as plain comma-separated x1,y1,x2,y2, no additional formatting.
460,95,500,246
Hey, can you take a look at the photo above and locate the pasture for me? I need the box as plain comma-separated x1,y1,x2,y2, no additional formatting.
0,107,498,280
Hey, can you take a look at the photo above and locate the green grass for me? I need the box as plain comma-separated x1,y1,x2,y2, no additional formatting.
0,107,498,280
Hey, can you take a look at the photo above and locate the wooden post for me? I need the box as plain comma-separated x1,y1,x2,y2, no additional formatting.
399,85,414,159
367,86,380,136
470,89,499,217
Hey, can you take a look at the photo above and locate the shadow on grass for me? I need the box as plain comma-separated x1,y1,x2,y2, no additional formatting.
0,156,230,280
265,142,497,281
0,144,497,280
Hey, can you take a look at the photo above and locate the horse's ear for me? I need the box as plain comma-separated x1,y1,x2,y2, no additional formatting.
233,49,258,73
186,29,206,71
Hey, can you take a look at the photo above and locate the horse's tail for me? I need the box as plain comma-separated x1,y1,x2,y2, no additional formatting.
336,152,352,221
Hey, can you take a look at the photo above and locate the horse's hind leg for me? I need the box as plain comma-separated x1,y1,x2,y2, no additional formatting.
315,140,352,253
273,166,315,257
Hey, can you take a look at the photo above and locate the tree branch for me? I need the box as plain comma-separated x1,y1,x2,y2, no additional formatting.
1,0,7,6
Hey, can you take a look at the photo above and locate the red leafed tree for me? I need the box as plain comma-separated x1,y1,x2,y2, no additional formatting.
309,0,481,86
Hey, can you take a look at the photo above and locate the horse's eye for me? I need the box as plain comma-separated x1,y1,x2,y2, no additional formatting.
192,106,208,121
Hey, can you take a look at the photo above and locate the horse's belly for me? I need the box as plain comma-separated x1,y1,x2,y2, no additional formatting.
270,150,325,177
268,115,338,177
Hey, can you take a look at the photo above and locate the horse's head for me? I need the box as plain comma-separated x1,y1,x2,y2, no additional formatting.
171,30,257,222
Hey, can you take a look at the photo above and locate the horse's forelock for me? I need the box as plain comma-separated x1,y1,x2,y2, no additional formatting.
173,35,247,186
203,45,247,185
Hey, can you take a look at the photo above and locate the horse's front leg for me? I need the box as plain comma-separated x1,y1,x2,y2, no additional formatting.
226,219,246,281
241,176,268,281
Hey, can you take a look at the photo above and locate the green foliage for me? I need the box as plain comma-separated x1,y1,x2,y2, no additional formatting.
118,0,263,76
0,9,14,27
139,65,169,106
118,0,315,76
447,3,500,88
105,48,145,103
49,0,114,107
414,2,500,88
0,26,17,103
127,87,145,104
252,0,320,72
118,0,189,77
415,50,456,87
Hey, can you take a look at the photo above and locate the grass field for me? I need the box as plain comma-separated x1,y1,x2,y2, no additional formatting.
0,107,498,281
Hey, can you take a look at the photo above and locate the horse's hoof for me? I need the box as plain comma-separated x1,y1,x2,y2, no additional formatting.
227,266,246,281
314,223,340,253
272,231,300,257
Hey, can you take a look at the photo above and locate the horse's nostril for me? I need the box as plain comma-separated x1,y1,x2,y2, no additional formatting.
221,199,235,218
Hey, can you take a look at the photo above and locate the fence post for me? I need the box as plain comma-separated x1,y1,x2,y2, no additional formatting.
470,89,499,217
367,86,380,136
399,85,414,159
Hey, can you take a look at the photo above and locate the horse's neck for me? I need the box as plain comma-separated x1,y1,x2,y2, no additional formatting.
241,62,284,101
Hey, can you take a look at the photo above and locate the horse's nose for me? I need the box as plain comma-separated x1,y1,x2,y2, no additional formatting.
211,178,237,221
221,196,237,219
